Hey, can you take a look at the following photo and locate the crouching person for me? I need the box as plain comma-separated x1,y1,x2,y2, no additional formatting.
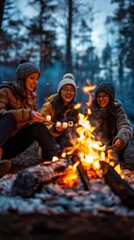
38,73,79,159
0,59,59,177
85,82,133,163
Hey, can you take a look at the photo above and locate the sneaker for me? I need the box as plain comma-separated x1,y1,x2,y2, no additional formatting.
0,160,12,178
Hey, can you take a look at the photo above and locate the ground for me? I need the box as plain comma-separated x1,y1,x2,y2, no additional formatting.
0,142,134,239
0,211,134,239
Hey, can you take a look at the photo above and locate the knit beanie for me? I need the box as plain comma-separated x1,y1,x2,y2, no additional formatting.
57,73,77,95
16,59,40,80
95,82,115,100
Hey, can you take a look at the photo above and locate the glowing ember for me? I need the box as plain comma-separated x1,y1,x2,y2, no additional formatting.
73,103,82,110
59,163,79,188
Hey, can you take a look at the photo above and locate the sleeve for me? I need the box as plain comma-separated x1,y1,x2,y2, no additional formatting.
40,102,62,137
0,89,31,124
113,105,133,147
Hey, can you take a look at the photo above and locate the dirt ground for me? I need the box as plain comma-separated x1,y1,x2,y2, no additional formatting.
0,212,134,240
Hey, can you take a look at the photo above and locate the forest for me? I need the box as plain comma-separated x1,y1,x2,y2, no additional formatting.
0,0,134,123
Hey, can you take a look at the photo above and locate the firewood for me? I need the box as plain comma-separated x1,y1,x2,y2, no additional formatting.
100,160,134,208
11,160,66,197
72,154,90,191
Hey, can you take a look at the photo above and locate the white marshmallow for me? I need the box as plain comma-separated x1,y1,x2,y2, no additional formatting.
56,121,62,127
46,115,51,122
62,122,68,129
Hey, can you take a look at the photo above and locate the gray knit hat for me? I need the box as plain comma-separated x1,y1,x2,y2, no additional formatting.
57,73,77,95
95,82,115,100
16,59,40,80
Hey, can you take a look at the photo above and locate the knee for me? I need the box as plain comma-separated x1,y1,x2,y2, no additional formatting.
6,112,16,127
34,122,47,130
0,112,16,125
31,122,48,134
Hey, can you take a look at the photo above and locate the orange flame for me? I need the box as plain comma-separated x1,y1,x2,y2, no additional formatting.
74,103,82,110
82,80,96,106
55,81,124,186
64,82,124,179
59,163,79,188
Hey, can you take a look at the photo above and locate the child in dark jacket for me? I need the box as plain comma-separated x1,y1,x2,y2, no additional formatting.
85,82,133,162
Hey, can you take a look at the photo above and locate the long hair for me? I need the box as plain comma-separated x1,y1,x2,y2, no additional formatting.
13,78,27,98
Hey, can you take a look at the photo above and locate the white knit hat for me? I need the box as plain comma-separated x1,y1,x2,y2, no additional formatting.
57,73,77,95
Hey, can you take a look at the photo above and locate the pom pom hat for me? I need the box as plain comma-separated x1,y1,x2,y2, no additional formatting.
16,59,40,80
95,82,115,101
57,73,77,95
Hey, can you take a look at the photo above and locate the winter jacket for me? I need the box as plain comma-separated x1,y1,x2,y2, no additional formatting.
85,99,133,149
41,93,79,138
0,82,37,133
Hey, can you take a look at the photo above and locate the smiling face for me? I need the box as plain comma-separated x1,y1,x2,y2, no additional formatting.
60,84,75,105
25,72,39,91
96,91,110,108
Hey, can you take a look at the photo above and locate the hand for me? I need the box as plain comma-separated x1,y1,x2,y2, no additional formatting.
31,111,46,123
113,139,123,150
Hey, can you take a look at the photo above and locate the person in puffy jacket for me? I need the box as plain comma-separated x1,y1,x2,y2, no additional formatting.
84,82,133,162
38,73,79,158
0,59,59,177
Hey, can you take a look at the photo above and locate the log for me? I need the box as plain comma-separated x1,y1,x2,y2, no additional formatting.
100,160,134,208
11,160,66,197
72,154,90,191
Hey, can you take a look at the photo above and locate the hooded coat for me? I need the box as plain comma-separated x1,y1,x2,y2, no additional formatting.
86,99,133,149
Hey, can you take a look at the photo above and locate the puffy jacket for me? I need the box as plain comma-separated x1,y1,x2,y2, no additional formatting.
0,82,37,133
41,94,79,137
85,99,133,148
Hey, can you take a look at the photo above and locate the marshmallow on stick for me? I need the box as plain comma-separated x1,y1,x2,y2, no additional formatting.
68,121,74,127
45,115,51,122
56,121,62,127
62,122,68,129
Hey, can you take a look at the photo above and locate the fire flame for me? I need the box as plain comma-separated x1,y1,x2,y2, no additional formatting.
53,81,124,187
64,81,124,180
59,162,79,188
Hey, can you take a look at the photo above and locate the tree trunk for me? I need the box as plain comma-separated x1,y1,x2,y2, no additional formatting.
65,0,73,72
0,0,6,34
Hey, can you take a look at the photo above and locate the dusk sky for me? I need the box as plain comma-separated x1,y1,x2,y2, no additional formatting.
15,0,116,53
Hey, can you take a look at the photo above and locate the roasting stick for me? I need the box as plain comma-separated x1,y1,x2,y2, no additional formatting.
105,144,116,152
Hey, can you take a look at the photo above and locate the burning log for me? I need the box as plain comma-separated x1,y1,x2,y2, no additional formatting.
72,154,90,191
100,160,134,208
58,164,79,188
11,160,66,198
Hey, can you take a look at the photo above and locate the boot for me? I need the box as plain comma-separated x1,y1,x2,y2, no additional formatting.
0,147,12,178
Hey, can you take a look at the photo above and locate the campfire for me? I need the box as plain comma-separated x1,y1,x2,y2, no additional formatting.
53,93,124,189
10,82,134,209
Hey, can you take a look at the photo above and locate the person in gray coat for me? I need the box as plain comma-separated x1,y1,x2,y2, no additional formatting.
85,82,133,163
